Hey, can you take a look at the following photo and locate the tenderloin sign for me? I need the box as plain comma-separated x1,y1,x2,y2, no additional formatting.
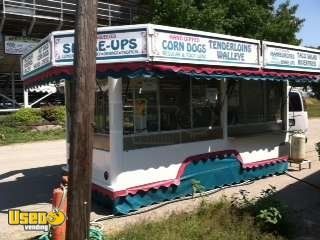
152,29,260,68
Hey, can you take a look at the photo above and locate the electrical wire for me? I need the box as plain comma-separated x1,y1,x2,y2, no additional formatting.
284,172,320,191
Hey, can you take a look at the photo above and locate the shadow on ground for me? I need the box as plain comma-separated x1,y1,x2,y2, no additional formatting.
273,169,320,240
0,165,113,216
0,165,64,212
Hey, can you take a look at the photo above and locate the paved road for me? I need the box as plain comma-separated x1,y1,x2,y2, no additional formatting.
0,140,66,240
0,119,319,240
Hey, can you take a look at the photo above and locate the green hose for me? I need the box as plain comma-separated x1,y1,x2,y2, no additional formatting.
37,225,105,240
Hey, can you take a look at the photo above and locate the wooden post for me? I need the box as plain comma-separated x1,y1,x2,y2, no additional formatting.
66,0,97,239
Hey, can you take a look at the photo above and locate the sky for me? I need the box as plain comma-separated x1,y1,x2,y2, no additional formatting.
276,0,320,47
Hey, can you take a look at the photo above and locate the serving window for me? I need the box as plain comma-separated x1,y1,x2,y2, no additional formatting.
228,80,284,136
93,77,284,151
94,78,110,150
123,76,222,150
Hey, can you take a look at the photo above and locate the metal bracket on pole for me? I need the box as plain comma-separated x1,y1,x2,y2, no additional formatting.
27,0,36,35
28,17,36,35
0,14,5,32
0,0,6,32
57,0,64,30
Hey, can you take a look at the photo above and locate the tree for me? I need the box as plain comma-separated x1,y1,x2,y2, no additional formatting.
137,0,304,44
305,46,320,99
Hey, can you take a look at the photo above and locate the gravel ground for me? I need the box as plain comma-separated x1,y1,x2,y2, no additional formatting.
0,119,319,240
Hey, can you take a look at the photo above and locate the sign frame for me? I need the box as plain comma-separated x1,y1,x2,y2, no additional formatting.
21,35,53,79
22,24,320,81
263,41,320,73
148,24,261,69
51,26,149,67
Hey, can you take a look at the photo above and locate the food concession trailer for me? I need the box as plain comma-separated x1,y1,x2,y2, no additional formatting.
21,24,319,214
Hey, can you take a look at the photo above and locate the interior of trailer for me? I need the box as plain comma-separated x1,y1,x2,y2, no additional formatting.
93,75,286,151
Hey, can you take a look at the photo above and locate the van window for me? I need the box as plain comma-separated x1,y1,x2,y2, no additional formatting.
289,92,302,112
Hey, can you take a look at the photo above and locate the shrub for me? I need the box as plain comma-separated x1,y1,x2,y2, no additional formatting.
40,106,66,126
232,185,293,237
0,108,43,126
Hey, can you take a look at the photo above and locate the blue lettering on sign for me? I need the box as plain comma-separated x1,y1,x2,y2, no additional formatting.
209,40,252,53
106,39,137,51
111,40,119,50
217,51,245,61
162,40,206,54
63,43,74,54
186,43,206,53
129,39,137,49
209,39,252,62
98,41,106,51
162,40,185,51
96,38,138,52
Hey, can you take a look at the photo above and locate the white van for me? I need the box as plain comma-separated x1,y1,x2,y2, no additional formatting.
288,89,308,134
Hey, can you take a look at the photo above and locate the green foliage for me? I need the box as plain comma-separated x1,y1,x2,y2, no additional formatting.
311,82,320,100
191,179,205,197
232,185,293,237
257,207,282,225
109,199,286,240
138,0,304,44
305,98,320,118
0,106,66,145
8,108,43,126
40,106,66,126
0,126,65,145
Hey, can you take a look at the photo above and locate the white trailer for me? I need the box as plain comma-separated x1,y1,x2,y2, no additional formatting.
21,24,319,214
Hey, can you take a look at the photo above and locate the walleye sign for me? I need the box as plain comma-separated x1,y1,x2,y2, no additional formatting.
152,29,260,68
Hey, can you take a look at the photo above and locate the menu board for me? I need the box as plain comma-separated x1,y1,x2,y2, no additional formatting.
22,41,51,78
54,29,147,65
263,42,320,72
152,29,260,68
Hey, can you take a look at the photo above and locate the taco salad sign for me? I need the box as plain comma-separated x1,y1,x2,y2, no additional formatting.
151,29,260,67
263,42,320,72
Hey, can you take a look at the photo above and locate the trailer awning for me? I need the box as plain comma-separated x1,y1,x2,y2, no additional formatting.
24,62,320,88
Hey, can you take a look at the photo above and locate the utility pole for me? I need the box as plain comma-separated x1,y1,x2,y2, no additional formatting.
66,0,97,239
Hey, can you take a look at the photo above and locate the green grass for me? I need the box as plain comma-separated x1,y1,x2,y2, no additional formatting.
108,200,288,240
0,126,65,145
306,98,320,118
0,107,66,145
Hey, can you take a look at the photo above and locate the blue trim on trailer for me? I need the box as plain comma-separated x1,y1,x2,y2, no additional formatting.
93,156,288,215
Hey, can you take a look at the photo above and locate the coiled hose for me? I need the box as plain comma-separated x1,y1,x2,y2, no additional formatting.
37,223,105,240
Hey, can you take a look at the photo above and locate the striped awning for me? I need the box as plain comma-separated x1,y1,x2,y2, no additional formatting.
24,62,320,88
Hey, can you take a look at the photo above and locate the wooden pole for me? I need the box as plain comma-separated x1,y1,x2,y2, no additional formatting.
66,0,97,239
